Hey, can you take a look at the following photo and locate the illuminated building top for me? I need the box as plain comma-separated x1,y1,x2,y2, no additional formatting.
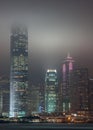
47,69,57,73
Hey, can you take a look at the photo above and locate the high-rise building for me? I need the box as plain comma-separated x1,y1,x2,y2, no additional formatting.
62,53,75,113
28,84,45,114
38,84,45,113
89,78,93,115
73,67,89,115
0,76,10,117
45,69,58,113
10,25,29,117
29,85,40,114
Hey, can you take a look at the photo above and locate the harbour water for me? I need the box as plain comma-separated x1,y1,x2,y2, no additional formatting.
0,123,93,130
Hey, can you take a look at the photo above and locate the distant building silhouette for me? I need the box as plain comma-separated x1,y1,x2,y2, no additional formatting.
0,76,10,117
73,67,89,114
29,85,40,114
88,78,93,115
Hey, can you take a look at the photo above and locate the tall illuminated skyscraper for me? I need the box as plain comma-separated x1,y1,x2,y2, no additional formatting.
62,53,75,113
45,69,58,113
10,25,28,117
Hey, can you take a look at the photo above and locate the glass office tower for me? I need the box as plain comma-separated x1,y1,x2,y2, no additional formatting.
74,67,89,113
62,53,75,113
10,25,28,117
45,69,58,113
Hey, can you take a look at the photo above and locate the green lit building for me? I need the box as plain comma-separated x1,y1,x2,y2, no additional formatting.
45,69,58,113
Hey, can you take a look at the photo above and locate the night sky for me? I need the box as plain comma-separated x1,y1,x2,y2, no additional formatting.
0,0,93,84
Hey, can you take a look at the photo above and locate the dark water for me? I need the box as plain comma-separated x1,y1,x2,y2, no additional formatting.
0,123,93,130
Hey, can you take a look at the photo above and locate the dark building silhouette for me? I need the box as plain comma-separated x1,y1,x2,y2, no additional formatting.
73,67,89,115
89,78,93,115
0,76,10,116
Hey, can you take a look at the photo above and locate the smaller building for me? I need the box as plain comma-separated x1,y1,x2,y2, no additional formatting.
89,78,93,116
0,76,10,117
29,85,40,114
45,69,58,113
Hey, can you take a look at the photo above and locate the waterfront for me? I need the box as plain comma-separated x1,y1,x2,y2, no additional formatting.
0,123,93,130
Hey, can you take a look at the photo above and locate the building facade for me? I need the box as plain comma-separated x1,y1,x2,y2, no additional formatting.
89,78,93,115
29,85,40,114
10,25,29,117
62,53,75,113
45,69,58,113
73,67,89,114
38,84,45,113
0,76,10,117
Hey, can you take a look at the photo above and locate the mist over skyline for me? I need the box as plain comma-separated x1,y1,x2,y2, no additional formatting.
0,0,93,84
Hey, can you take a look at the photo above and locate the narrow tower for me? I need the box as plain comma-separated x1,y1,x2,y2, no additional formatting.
45,69,58,113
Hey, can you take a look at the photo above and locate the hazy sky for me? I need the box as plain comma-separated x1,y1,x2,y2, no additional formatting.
0,0,93,84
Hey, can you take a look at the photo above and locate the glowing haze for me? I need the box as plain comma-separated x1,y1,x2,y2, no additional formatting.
0,0,93,83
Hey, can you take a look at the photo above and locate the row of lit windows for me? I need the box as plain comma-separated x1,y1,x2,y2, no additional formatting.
13,55,27,65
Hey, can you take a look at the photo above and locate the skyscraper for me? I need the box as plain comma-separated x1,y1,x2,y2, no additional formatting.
62,53,75,113
10,25,29,117
74,67,89,114
45,69,58,113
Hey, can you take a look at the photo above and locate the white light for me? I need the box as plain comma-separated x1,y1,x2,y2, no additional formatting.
47,69,57,73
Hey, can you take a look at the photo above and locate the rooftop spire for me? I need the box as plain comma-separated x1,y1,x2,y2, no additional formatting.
67,52,70,58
